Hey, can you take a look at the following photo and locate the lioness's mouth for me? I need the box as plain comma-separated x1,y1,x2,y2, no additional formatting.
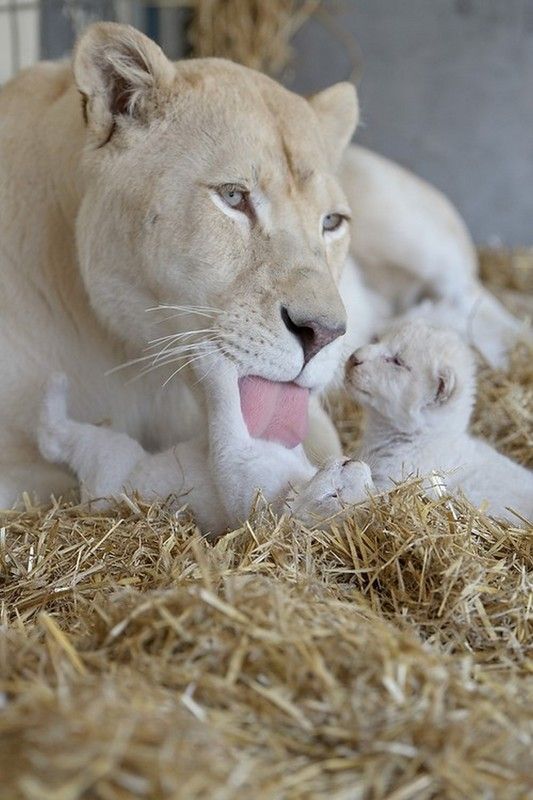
238,376,310,449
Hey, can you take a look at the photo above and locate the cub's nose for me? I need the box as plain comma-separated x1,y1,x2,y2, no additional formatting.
281,306,346,364
347,351,363,369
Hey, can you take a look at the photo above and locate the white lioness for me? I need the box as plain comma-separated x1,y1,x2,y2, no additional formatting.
345,320,533,523
0,22,522,509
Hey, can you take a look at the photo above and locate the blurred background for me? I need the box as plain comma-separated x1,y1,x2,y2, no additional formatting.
1,0,532,245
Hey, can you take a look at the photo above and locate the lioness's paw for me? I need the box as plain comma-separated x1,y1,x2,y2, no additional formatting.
290,458,374,524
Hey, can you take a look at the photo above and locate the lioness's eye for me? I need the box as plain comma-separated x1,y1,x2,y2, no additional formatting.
322,213,345,234
218,185,251,212
215,185,256,221
221,188,244,207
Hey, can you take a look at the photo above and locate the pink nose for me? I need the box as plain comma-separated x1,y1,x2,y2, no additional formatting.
281,306,346,364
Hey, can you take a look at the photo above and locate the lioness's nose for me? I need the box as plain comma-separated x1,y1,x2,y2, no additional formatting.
281,306,346,364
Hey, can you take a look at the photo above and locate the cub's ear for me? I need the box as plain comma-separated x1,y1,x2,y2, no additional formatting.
434,366,456,405
73,22,175,145
308,82,359,170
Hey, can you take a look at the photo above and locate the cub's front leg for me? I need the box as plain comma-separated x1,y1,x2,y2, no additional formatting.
38,374,226,532
38,374,147,507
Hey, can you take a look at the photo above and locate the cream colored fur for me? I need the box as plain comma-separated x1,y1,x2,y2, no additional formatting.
39,362,372,535
0,23,359,507
0,22,523,509
346,320,533,523
340,147,527,368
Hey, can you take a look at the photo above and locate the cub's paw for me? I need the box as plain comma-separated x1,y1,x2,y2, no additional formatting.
289,458,374,525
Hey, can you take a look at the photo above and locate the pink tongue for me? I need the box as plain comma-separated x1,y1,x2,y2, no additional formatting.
238,376,310,449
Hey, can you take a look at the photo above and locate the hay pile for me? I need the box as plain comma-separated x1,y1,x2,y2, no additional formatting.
1,251,532,800
184,0,322,75
164,0,362,82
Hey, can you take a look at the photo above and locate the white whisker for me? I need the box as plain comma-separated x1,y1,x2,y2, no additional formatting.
145,331,217,355
145,304,224,321
147,313,215,327
147,303,221,313
106,344,206,375
106,352,158,374
125,346,220,385
162,348,222,388
152,338,219,365
193,341,236,387
146,328,217,350
107,327,220,376
135,341,219,376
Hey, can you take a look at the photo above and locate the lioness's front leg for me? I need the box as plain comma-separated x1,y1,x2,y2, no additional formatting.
200,356,373,524
200,358,316,521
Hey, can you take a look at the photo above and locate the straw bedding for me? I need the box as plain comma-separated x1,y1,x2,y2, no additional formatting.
1,251,532,800
185,0,324,76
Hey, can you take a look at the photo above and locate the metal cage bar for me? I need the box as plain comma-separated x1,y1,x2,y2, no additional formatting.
0,0,188,83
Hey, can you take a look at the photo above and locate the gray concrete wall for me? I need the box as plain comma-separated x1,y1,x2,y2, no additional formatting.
289,0,533,245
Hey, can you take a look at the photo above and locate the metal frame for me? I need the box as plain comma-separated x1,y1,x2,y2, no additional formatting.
0,0,189,83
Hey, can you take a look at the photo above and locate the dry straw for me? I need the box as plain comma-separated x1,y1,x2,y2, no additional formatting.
190,0,322,74
170,0,364,83
188,0,322,74
158,0,325,75
0,252,532,799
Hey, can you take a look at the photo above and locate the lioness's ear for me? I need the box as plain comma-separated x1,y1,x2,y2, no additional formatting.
73,22,174,145
434,366,456,405
308,82,359,169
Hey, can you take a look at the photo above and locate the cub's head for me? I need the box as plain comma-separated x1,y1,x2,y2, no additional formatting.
345,320,476,434
73,23,358,395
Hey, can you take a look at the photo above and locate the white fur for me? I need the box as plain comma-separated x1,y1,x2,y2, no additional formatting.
0,25,358,509
0,23,525,511
39,356,373,535
346,320,533,523
341,146,528,369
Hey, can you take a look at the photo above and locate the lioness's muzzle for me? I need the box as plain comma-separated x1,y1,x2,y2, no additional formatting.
281,305,346,363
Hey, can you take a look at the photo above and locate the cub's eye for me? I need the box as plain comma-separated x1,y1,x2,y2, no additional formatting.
386,354,406,368
322,212,346,234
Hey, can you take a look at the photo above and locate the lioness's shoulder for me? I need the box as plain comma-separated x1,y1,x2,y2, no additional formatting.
0,60,73,113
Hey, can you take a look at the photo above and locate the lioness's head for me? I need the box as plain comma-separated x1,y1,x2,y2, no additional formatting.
74,23,357,396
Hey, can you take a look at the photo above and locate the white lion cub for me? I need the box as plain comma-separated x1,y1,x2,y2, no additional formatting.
38,357,373,535
345,320,533,523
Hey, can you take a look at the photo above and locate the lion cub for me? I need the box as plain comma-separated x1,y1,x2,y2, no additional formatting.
345,320,533,523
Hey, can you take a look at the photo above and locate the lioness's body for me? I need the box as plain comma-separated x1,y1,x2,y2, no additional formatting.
0,61,202,503
0,26,510,507
0,37,359,506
